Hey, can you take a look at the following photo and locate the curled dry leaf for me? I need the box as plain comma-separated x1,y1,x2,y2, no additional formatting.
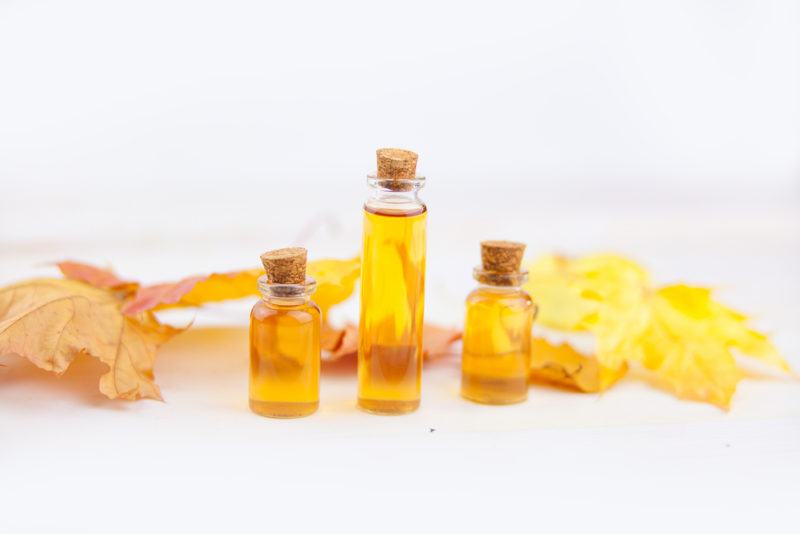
0,278,181,400
525,253,790,408
57,260,139,295
308,257,361,352
325,323,359,360
530,337,626,393
307,257,361,322
119,257,362,319
422,324,462,360
123,270,263,315
58,261,265,315
322,322,461,362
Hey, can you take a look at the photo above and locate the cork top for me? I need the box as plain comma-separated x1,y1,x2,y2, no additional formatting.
260,247,307,284
376,148,418,180
481,240,525,273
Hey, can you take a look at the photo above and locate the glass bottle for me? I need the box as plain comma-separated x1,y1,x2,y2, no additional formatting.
461,241,536,405
249,247,321,418
358,148,427,414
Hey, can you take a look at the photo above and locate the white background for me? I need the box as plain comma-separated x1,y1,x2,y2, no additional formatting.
1,1,799,532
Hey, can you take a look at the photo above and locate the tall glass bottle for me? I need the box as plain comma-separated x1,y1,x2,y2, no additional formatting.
461,241,536,405
358,148,427,414
249,247,321,418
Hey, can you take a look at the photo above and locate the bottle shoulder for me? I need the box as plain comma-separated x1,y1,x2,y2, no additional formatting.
466,286,533,309
251,299,321,323
364,201,427,218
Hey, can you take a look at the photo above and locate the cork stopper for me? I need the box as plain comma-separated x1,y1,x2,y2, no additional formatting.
260,247,307,284
481,240,525,273
376,148,418,180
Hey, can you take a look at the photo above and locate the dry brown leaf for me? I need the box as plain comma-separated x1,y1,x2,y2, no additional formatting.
120,257,361,318
57,260,139,295
530,336,626,393
323,322,461,362
123,269,263,315
3,257,363,400
0,278,181,400
57,261,264,315
321,323,347,353
325,323,359,360
422,324,462,360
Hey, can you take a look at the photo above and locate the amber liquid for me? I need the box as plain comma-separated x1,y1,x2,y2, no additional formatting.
461,286,534,404
249,298,321,418
358,204,427,414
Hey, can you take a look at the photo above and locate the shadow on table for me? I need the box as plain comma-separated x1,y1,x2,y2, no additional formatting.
0,352,129,409
0,327,251,409
0,326,461,411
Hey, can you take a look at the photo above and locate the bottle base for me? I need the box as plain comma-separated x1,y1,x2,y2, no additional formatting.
249,399,318,418
461,374,528,405
358,397,420,415
460,392,528,405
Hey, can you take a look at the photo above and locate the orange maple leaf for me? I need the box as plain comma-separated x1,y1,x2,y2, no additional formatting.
0,278,181,400
57,260,139,295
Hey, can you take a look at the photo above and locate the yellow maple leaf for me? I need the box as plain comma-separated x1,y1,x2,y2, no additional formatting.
306,257,361,323
525,254,790,408
617,284,787,408
59,259,363,353
307,257,361,352
118,258,361,320
0,279,181,400
526,253,649,331
122,270,262,314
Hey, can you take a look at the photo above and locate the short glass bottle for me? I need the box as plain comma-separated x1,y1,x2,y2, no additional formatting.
461,267,536,405
249,274,321,418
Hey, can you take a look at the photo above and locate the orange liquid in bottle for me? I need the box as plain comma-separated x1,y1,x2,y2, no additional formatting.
358,205,427,414
249,299,320,418
461,286,533,404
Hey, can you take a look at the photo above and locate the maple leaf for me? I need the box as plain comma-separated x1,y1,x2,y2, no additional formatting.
307,257,361,322
600,284,787,408
59,261,266,315
525,254,790,408
306,257,361,351
57,260,139,295
525,253,649,331
116,257,362,319
122,270,263,314
5,257,458,399
0,278,181,400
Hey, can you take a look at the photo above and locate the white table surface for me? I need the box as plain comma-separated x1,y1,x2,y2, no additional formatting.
2,183,799,533
2,1,799,530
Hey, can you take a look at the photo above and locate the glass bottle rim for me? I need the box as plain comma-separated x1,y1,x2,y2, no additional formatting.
257,274,317,298
472,267,529,287
366,174,426,192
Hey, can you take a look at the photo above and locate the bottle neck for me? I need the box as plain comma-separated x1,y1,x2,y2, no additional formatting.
257,275,316,306
476,282,525,292
365,174,425,213
472,267,528,289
